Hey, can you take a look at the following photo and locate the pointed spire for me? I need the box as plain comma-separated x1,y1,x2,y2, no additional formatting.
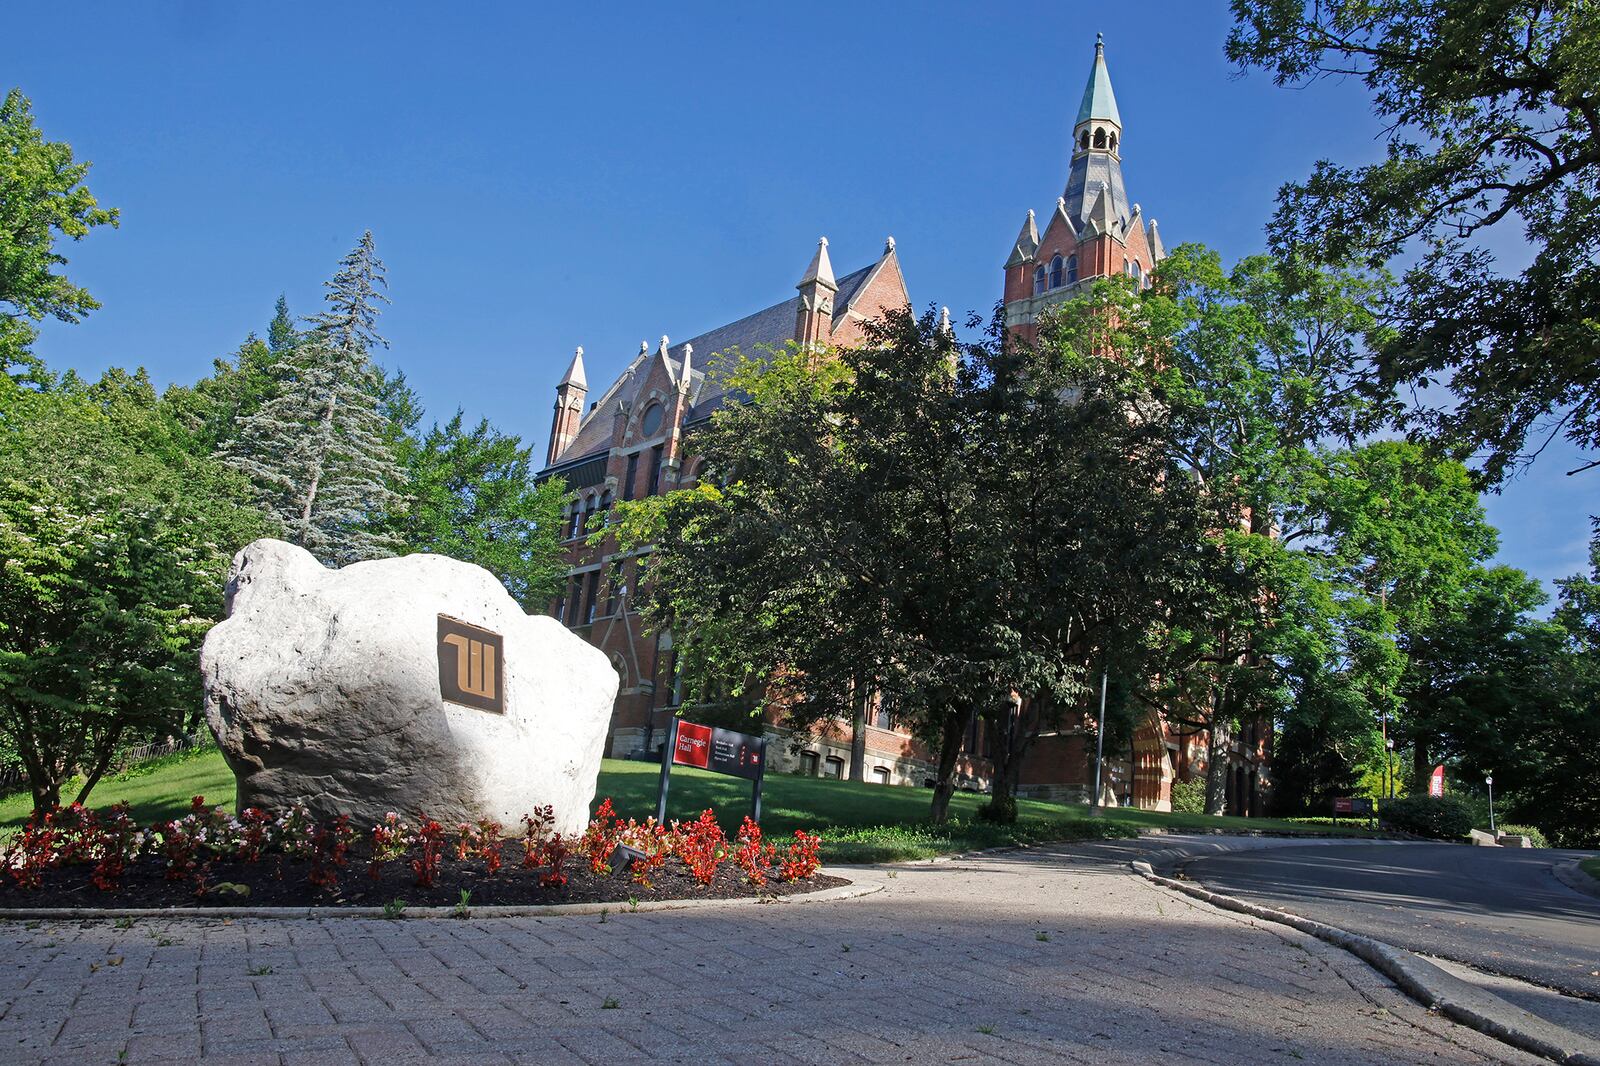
1006,209,1041,267
680,343,694,391
560,347,587,390
1076,32,1122,129
797,236,838,292
938,306,952,336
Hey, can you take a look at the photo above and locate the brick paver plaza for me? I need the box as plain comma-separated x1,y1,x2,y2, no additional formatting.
0,841,1537,1064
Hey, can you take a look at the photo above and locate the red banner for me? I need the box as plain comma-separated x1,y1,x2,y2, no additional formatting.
673,721,712,769
1429,765,1445,797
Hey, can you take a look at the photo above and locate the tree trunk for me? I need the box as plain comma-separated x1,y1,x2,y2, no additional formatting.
928,707,969,825
72,726,124,808
982,694,1026,823
848,677,868,783
1204,707,1226,816
29,771,61,816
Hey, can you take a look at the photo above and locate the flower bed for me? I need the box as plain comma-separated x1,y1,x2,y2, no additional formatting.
0,798,835,910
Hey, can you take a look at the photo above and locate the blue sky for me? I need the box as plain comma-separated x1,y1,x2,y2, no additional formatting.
7,2,1594,596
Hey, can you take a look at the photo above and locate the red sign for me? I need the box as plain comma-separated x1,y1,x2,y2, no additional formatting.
1429,765,1445,797
1333,797,1354,814
673,721,712,769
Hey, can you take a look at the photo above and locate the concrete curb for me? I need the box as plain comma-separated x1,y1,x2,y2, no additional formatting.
0,874,883,922
1554,860,1600,904
1131,858,1600,1066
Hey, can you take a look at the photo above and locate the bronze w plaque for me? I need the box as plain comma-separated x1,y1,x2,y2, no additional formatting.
437,615,504,713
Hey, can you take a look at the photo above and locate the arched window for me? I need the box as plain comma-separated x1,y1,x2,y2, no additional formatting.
1033,264,1047,295
1129,259,1143,285
1049,254,1063,289
1093,127,1107,149
1079,130,1090,150
1066,254,1078,285
567,503,583,540
1109,132,1118,153
640,402,664,438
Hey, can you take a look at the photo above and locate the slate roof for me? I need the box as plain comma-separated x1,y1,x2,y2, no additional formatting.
1063,148,1130,236
547,261,881,468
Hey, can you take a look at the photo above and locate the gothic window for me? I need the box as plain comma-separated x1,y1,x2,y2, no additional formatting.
604,560,623,617
1067,254,1078,285
1109,132,1118,153
1049,254,1063,289
1129,259,1143,285
1079,130,1090,150
640,402,664,438
622,452,640,501
584,569,601,624
1033,264,1047,295
568,502,584,540
646,444,665,495
1093,127,1107,149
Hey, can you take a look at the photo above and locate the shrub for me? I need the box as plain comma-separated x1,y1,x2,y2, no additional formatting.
976,795,1018,824
1170,779,1206,815
777,830,823,881
1490,823,1549,848
410,817,446,887
673,809,727,885
1379,795,1473,839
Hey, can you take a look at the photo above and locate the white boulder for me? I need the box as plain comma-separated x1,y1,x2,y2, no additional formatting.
201,538,617,835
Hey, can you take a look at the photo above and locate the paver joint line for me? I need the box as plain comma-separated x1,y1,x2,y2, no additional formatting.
1131,857,1600,1066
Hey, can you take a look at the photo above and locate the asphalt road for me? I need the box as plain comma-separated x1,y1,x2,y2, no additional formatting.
1183,842,1600,1000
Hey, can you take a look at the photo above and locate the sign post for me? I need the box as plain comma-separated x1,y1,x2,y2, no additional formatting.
655,717,769,825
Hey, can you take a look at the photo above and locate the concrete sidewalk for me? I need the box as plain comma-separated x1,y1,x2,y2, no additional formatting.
0,841,1541,1065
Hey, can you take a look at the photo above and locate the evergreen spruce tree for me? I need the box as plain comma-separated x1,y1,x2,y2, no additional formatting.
267,293,297,353
223,232,406,565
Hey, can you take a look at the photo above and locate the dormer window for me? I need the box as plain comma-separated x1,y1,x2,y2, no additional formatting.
1067,254,1078,285
1033,264,1047,295
1049,254,1064,289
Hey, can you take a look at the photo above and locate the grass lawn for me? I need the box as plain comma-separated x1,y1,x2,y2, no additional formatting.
0,748,1383,863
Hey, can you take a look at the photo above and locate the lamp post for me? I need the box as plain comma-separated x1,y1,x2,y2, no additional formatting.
1385,738,1395,799
1091,671,1108,816
1486,774,1495,834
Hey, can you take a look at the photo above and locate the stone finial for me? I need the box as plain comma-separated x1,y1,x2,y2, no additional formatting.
884,235,896,254
680,343,694,390
639,340,649,355
939,306,952,335
658,335,670,356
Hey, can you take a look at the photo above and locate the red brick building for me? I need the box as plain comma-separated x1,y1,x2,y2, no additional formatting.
535,36,1270,814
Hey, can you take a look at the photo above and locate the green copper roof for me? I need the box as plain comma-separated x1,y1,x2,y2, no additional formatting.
1075,34,1121,128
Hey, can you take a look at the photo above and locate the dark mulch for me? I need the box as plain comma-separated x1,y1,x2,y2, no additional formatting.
0,849,845,910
